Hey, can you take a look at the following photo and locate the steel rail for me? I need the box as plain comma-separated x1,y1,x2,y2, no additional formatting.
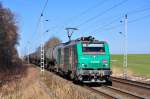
111,77,150,90
83,85,118,99
101,86,147,99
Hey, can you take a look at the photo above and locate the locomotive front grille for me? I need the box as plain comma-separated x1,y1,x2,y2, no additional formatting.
78,69,111,76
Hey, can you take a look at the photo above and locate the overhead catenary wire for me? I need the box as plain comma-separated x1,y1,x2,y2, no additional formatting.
128,13,150,23
54,0,128,37
41,0,49,16
64,2,150,36
92,7,150,32
29,0,49,52
52,0,129,38
55,0,150,41
53,0,109,36
75,0,128,27
91,6,150,33
94,13,150,33
29,0,150,51
127,7,150,15
33,0,49,37
91,16,122,33
35,0,49,33
64,0,108,27
76,0,107,17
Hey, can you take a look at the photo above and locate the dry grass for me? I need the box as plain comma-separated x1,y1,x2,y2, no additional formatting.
43,71,103,99
111,65,133,77
0,65,51,99
0,65,105,99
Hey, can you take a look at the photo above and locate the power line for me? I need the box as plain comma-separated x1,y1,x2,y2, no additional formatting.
54,0,127,36
97,24,122,33
76,0,128,27
53,0,109,36
91,16,122,33
49,0,127,39
64,0,108,26
91,6,150,33
128,13,150,23
29,0,49,51
94,13,150,33
127,7,150,15
78,0,107,16
41,0,49,16
35,0,49,34
34,0,49,35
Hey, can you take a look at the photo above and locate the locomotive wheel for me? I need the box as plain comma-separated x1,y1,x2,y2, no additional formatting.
72,74,79,84
105,78,112,86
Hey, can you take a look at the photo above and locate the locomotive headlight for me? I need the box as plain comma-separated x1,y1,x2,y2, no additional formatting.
81,64,87,67
105,64,108,66
103,64,108,67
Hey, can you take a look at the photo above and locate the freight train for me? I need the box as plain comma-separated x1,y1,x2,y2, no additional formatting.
28,36,112,85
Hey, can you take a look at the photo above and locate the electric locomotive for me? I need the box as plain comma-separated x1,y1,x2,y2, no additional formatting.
45,36,112,85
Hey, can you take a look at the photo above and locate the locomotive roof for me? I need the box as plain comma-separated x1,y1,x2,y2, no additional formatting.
62,39,107,47
51,36,108,48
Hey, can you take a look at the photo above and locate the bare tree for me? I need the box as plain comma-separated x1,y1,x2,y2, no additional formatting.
44,37,61,50
0,3,20,72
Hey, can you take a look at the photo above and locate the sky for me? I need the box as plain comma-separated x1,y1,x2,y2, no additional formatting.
1,0,150,56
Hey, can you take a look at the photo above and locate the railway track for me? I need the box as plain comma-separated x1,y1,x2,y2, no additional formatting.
111,77,150,89
81,77,150,99
49,69,150,98
83,85,117,99
40,67,150,98
84,85,146,99
111,77,150,98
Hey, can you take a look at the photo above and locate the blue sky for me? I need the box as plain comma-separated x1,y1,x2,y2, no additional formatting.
1,0,150,56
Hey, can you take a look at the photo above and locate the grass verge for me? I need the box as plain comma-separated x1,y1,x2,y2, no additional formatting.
111,54,150,77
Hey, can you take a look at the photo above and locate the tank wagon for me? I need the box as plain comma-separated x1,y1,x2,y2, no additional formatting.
45,36,112,84
26,48,41,65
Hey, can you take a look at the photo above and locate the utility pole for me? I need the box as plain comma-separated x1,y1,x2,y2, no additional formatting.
27,46,30,64
65,28,78,41
40,15,49,73
123,14,128,79
119,14,128,79
40,14,45,73
27,41,31,64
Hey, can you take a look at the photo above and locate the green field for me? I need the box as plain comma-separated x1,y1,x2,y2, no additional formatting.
111,54,150,77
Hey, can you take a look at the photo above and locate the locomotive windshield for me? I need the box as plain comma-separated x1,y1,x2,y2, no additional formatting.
82,43,105,54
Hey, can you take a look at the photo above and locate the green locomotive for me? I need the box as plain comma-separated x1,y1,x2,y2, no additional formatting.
45,36,112,84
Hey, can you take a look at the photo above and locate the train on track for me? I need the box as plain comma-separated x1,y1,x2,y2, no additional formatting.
27,36,112,85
